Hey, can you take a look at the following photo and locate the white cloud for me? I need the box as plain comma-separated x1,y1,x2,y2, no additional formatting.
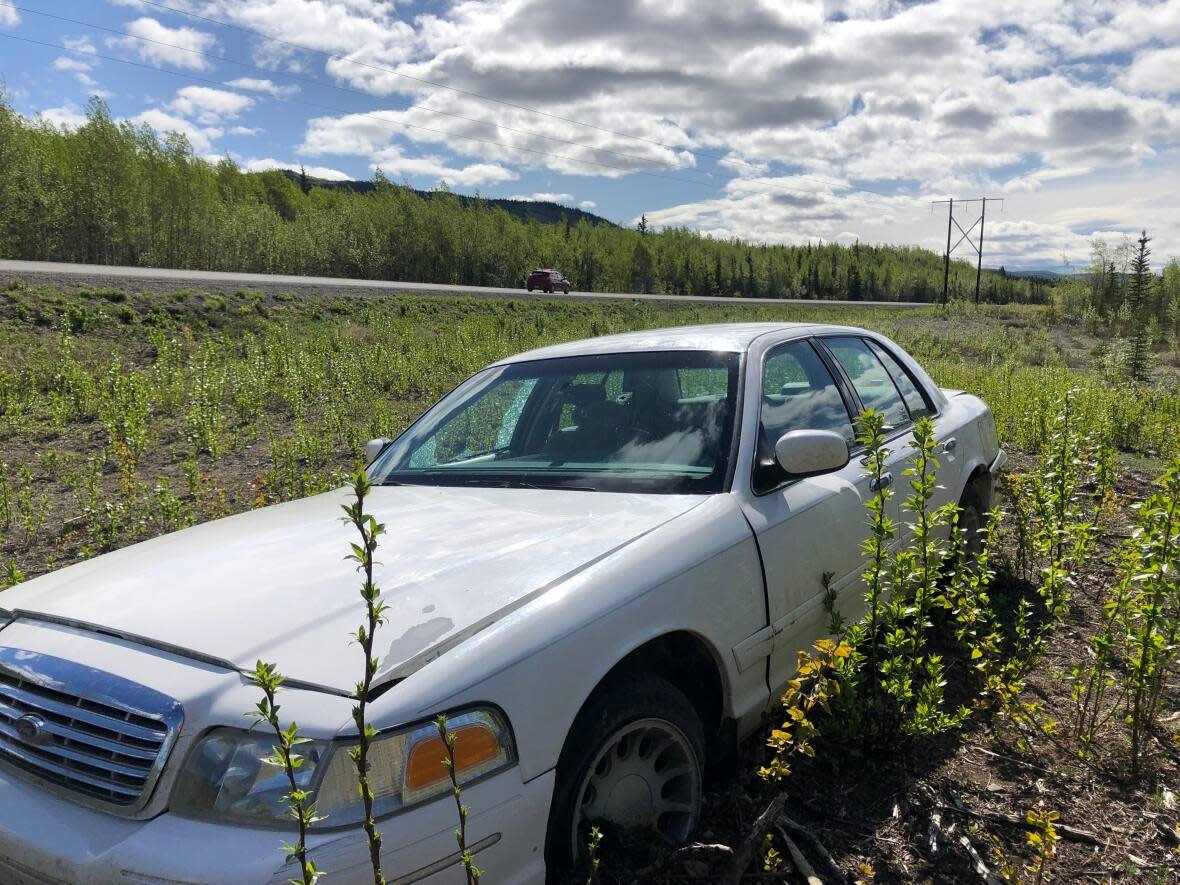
39,106,87,130
508,192,576,203
369,145,517,187
53,57,94,74
224,77,299,99
169,86,255,124
131,108,223,153
74,73,110,98
53,36,100,89
242,158,351,180
300,112,397,156
0,6,19,28
202,0,417,65
579,200,597,209
63,35,97,55
108,18,216,70
1123,46,1180,95
298,112,516,186
229,125,263,136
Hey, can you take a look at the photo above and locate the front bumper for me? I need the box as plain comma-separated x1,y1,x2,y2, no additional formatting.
0,763,553,885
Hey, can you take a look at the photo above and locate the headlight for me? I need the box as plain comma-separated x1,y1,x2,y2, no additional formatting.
171,728,331,825
171,707,515,828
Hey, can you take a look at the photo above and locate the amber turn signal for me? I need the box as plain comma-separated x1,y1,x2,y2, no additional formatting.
405,724,503,793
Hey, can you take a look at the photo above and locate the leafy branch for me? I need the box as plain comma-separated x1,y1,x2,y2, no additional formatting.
342,469,389,885
248,660,321,885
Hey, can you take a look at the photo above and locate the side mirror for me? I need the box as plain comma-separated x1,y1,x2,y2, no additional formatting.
365,438,391,464
774,429,850,478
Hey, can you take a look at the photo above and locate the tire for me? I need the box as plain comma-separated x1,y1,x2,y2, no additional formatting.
955,478,987,565
563,285,570,294
527,286,534,292
545,676,705,880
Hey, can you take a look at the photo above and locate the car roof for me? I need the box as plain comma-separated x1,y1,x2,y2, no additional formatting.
496,322,867,364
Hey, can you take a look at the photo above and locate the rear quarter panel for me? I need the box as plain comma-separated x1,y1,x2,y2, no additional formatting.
941,390,1000,503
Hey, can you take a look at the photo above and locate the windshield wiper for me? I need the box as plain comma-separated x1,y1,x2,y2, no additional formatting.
458,477,597,492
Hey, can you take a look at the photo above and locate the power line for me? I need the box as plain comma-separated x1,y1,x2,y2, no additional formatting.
1,1,694,176
134,0,705,154
0,30,717,186
931,197,1004,304
129,0,901,201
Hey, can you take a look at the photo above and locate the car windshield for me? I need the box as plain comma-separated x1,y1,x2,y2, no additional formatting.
372,351,741,494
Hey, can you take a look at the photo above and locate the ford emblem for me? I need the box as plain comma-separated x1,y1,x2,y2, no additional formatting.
14,713,46,744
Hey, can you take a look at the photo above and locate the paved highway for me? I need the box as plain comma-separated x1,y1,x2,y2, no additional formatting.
0,260,927,308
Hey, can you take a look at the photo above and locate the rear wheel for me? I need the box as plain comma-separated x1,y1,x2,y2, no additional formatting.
545,676,704,878
956,479,987,564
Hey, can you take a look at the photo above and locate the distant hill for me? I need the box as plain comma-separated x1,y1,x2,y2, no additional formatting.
280,169,618,229
988,266,1082,282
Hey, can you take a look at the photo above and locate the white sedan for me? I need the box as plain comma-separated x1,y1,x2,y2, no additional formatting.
0,322,1003,884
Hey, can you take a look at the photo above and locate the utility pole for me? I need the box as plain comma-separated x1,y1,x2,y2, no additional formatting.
975,198,987,303
942,197,953,306
931,197,1003,304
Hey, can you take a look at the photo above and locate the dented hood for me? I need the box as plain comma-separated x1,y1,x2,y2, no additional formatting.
1,485,704,693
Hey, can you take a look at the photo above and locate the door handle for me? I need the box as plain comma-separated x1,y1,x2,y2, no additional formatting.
869,472,893,492
941,437,957,453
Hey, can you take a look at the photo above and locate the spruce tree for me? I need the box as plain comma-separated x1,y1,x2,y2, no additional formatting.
1125,229,1153,382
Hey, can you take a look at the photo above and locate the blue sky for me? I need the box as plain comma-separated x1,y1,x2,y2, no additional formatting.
1,1,1179,269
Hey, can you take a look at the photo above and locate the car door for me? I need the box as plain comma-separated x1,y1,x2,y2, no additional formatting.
818,336,921,533
820,336,961,541
737,338,875,695
865,339,964,528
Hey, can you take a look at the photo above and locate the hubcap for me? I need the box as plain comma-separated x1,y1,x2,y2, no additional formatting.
571,718,701,858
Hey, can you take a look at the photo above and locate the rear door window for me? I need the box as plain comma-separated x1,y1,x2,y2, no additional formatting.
822,336,910,430
866,340,932,420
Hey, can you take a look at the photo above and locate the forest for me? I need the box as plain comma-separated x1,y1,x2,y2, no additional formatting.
0,95,1049,303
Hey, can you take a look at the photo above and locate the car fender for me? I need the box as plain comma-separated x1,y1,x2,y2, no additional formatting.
363,494,768,781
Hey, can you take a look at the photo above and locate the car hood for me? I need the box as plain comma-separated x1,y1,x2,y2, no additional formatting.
2,485,705,694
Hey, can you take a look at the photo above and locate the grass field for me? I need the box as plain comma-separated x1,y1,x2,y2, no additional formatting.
1,280,1178,882
2,280,1177,585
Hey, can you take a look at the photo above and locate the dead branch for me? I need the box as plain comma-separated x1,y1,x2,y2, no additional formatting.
936,802,1103,846
626,841,735,883
776,825,823,885
957,834,1005,885
719,793,786,885
781,815,850,884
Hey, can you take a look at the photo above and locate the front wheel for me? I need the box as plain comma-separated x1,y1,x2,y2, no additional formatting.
545,676,704,878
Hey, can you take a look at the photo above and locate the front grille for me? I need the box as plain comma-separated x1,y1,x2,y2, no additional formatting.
0,646,183,810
